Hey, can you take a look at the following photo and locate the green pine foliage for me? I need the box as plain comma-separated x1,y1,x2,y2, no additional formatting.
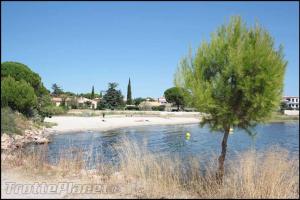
1,62,49,97
1,76,38,116
51,83,64,96
1,62,64,120
101,82,125,110
164,87,188,110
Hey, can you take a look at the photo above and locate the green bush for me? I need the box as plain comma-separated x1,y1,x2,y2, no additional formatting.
133,97,146,106
1,76,37,116
1,107,19,135
37,95,53,117
97,101,107,110
69,97,78,109
53,106,68,115
152,105,166,111
125,105,140,110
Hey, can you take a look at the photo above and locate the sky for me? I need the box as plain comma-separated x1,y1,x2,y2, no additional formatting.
1,1,299,98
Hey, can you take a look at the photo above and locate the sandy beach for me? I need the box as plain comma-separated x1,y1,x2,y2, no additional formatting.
44,116,201,133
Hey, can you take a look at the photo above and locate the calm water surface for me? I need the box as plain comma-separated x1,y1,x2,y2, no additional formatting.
28,122,299,168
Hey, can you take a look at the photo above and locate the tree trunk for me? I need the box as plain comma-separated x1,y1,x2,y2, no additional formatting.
217,127,230,183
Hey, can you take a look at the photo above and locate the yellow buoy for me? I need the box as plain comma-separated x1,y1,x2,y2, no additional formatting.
185,132,191,140
229,127,234,134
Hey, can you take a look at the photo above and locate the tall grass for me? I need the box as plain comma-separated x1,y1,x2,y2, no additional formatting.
1,107,31,135
2,139,299,198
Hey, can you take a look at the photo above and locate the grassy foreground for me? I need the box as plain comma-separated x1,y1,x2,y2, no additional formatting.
2,139,299,199
1,107,57,136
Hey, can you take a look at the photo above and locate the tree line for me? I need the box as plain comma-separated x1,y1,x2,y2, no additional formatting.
50,77,190,111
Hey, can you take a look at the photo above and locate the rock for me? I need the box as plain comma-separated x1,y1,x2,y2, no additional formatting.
2,133,11,141
2,128,49,151
1,133,15,151
14,135,25,140
24,130,32,135
34,137,49,144
15,141,24,148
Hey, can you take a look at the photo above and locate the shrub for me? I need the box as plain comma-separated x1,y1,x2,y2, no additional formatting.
138,101,154,111
69,97,78,109
1,107,19,135
1,107,31,135
152,105,166,111
97,101,107,110
133,97,146,106
50,106,68,115
125,105,140,110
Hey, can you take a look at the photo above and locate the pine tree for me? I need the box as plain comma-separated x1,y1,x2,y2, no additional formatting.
51,83,63,96
175,16,287,182
102,82,124,109
126,78,132,105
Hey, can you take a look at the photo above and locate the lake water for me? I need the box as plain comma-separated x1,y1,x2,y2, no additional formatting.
28,122,299,168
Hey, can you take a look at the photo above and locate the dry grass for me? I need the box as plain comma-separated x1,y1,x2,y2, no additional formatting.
2,139,299,199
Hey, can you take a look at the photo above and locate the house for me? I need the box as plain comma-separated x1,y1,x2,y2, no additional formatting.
138,96,172,111
51,97,72,106
76,97,98,109
51,97,63,106
157,96,167,104
51,96,98,109
282,96,299,110
138,101,161,111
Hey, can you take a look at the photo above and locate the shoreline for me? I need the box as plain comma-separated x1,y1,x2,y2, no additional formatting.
44,116,201,134
43,115,299,135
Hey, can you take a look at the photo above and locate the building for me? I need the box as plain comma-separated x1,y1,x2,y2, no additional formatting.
137,96,172,111
51,96,98,109
282,96,299,110
51,97,63,106
51,97,72,107
75,97,98,109
138,101,161,111
157,96,167,104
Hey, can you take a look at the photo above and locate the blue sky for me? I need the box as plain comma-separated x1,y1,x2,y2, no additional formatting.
2,2,299,98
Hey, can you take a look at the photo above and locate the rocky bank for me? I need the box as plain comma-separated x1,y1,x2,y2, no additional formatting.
1,128,50,152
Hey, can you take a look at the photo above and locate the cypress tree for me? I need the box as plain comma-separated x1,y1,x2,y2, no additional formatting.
127,78,132,105
91,85,94,99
